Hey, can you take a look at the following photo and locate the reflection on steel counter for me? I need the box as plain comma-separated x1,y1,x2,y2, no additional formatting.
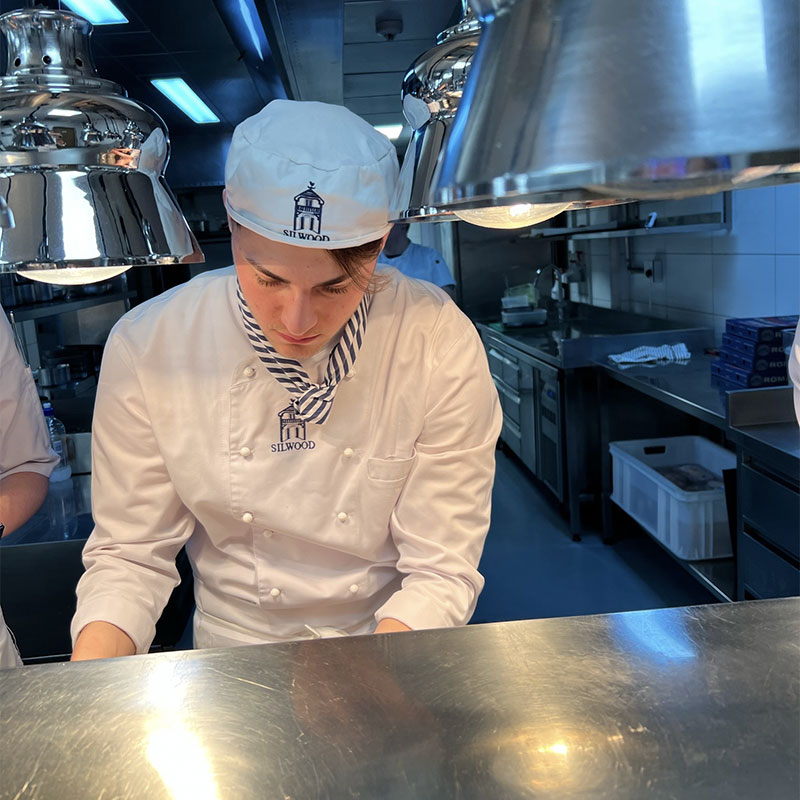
1,599,798,797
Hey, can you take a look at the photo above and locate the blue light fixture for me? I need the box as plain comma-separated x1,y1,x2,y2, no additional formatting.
150,79,220,125
61,0,128,25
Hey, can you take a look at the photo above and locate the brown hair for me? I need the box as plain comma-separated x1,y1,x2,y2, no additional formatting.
230,219,387,293
327,237,388,293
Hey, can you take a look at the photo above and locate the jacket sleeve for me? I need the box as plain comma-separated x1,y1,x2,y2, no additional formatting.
790,320,800,425
374,313,502,630
0,310,57,480
71,330,196,654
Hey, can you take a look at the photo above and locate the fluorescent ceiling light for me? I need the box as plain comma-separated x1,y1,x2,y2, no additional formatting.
238,0,264,60
374,124,403,141
150,79,220,125
48,108,83,118
61,0,128,25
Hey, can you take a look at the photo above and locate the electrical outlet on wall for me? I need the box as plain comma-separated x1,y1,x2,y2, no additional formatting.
645,258,663,283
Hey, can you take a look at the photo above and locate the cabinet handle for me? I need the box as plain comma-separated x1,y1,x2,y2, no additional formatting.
488,347,520,371
493,379,521,405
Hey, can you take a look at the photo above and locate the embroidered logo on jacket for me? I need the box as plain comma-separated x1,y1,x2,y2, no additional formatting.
271,405,316,452
283,182,330,242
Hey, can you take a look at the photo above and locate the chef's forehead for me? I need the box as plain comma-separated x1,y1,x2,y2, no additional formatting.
231,218,383,288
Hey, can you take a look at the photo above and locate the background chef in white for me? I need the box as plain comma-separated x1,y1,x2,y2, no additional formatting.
71,100,502,660
0,306,59,667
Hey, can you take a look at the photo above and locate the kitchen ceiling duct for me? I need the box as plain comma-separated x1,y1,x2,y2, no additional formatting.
391,1,630,228
0,8,203,284
434,0,800,209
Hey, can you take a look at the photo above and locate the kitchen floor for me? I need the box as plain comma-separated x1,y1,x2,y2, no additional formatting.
472,448,717,625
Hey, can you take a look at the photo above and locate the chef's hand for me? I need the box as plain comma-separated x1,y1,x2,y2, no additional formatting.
374,617,412,634
71,621,136,661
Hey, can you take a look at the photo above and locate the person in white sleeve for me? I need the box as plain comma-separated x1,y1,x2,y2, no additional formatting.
71,100,502,660
790,319,800,425
0,305,59,667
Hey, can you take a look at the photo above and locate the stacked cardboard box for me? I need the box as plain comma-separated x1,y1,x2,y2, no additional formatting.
711,316,797,389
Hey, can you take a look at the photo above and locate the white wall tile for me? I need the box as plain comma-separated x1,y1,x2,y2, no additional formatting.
666,307,716,330
775,255,800,316
775,184,800,255
712,186,776,255
631,234,670,256
590,255,612,301
629,268,667,307
592,296,612,309
665,255,714,313
628,301,669,319
589,239,610,258
712,253,776,317
712,315,728,340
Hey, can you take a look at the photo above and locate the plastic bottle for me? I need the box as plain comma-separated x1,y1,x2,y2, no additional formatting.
42,402,77,538
43,402,71,482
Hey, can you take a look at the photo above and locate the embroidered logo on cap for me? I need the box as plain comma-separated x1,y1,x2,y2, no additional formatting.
283,182,330,242
271,405,316,452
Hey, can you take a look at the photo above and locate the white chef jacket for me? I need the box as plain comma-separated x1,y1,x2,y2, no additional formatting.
72,267,502,653
1,304,59,668
790,320,800,425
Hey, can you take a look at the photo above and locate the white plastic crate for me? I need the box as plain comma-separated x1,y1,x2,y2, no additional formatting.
610,436,736,561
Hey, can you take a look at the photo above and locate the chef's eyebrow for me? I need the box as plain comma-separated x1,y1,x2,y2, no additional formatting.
246,258,349,288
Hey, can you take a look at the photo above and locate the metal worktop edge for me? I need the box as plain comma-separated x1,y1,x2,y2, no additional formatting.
1,599,798,799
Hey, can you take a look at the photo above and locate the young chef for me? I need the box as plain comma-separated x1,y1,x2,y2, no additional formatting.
0,306,59,666
71,100,502,659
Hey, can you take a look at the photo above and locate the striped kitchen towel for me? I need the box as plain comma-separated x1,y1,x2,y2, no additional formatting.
608,343,691,365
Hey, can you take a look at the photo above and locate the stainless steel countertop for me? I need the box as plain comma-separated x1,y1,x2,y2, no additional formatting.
730,422,800,477
1,599,798,798
601,355,729,428
476,311,714,369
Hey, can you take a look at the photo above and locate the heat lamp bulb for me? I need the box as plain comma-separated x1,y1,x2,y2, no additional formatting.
16,266,131,285
454,202,571,229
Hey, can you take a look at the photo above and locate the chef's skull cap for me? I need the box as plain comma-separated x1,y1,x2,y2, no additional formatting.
225,100,399,249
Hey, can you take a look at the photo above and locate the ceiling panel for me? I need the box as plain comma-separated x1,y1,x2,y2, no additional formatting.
344,72,404,98
343,39,435,74
343,0,459,44
344,95,405,116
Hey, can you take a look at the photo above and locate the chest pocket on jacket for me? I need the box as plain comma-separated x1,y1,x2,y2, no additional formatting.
367,455,415,483
358,455,416,544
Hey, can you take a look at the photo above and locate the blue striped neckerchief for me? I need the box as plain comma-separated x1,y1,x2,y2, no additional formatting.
236,279,371,425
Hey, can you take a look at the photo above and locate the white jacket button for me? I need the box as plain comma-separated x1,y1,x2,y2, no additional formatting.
337,511,348,522
270,587,281,598
346,369,356,380
343,447,354,458
349,584,359,594
242,511,254,524
243,366,256,377
239,446,252,458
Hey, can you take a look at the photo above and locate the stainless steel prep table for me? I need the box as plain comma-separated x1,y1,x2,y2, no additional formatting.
1,599,798,799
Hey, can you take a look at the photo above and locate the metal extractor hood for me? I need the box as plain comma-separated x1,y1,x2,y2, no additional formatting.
434,0,800,209
0,8,203,284
390,3,480,222
392,1,632,226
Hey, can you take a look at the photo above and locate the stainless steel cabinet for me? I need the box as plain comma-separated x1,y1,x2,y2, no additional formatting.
482,331,564,501
738,459,800,600
535,360,563,501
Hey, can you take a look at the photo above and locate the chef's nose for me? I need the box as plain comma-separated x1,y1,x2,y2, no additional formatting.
282,290,317,336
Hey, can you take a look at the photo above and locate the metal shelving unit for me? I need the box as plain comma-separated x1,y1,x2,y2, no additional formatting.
8,290,136,322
